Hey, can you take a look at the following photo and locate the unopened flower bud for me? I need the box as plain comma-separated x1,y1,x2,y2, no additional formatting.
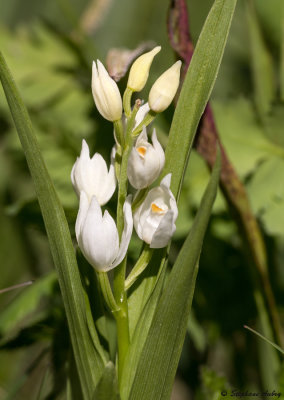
134,174,178,248
92,60,122,121
127,127,165,189
148,60,182,113
71,140,116,206
127,46,161,92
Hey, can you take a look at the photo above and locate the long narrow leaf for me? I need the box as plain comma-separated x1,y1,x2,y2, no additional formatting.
163,0,237,199
128,152,221,400
0,51,106,399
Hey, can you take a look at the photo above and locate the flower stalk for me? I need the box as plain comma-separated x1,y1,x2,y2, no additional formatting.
125,244,154,290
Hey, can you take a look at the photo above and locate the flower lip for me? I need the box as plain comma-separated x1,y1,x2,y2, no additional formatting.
136,146,147,158
151,202,167,214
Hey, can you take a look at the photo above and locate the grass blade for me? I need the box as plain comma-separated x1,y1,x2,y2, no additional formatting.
163,0,237,199
128,152,221,400
0,51,106,399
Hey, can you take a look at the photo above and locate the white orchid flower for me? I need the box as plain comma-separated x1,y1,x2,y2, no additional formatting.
127,127,165,189
149,60,182,113
134,174,178,248
76,192,133,272
71,140,116,206
92,60,122,121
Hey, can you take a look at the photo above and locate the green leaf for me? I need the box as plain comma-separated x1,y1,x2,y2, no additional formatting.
212,98,284,176
128,152,221,400
92,362,120,400
0,51,106,399
163,0,237,199
246,0,276,118
0,272,57,339
120,255,167,400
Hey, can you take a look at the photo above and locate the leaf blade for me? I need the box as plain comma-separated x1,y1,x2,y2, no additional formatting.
128,152,221,400
0,51,106,399
163,0,237,199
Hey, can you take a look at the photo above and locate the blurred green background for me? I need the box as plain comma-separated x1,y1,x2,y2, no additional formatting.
0,0,284,398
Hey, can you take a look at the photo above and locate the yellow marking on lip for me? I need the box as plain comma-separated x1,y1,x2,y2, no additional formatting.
137,146,147,157
151,203,164,213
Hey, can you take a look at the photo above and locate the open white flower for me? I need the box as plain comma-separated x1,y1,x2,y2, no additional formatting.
92,60,122,121
134,174,178,248
149,60,182,113
71,140,116,206
76,192,133,271
127,127,165,189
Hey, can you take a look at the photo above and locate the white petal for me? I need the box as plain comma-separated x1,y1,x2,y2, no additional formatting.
150,210,176,248
136,126,148,145
81,196,119,270
92,60,122,121
106,195,133,271
160,173,172,189
133,102,150,129
133,203,143,239
75,191,89,242
101,146,117,204
151,129,165,174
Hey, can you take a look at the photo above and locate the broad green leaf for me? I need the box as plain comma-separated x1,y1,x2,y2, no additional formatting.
212,98,284,177
0,52,106,399
247,157,284,236
92,362,120,400
128,152,221,400
163,0,237,199
246,1,276,118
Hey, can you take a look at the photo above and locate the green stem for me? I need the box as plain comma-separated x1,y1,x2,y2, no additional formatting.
114,119,125,147
132,110,156,136
97,272,119,313
113,100,141,385
123,87,133,118
125,245,154,290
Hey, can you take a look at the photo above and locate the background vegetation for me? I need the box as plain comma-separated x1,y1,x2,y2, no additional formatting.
0,0,283,398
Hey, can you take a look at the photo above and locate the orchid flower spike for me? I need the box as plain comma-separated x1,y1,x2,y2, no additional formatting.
127,127,165,189
134,174,178,248
76,192,133,272
149,60,182,113
71,140,116,206
127,46,161,92
92,60,122,121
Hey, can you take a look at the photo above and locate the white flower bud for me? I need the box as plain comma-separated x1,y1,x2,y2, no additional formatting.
71,140,116,206
134,174,178,248
127,127,165,189
148,60,182,113
92,60,122,121
76,192,133,271
127,46,161,92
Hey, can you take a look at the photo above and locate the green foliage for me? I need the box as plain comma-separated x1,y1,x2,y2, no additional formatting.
127,153,220,400
0,50,106,399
